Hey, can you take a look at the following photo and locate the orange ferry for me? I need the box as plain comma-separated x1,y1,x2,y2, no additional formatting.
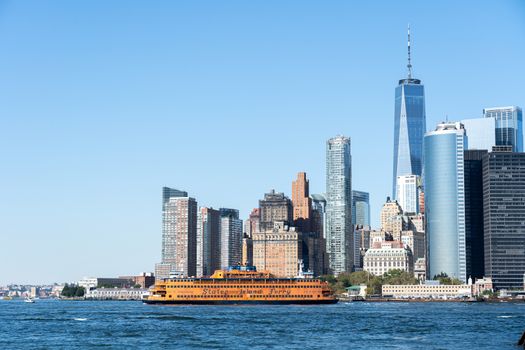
143,265,338,305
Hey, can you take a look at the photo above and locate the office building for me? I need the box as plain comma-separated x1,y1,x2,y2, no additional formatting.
156,187,197,278
244,208,260,238
219,208,243,269
483,148,525,289
241,234,253,266
424,122,466,282
396,175,420,214
259,190,293,231
399,230,425,260
326,135,353,274
252,222,302,278
196,207,221,277
352,190,370,227
392,26,426,198
292,172,312,232
380,198,404,234
462,117,496,151
363,241,414,277
483,106,523,152
311,194,327,239
464,150,487,280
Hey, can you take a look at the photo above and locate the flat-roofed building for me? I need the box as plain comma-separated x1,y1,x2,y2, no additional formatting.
252,221,302,278
363,241,414,277
382,283,472,299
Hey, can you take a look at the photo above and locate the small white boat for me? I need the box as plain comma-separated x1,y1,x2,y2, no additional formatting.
24,297,35,303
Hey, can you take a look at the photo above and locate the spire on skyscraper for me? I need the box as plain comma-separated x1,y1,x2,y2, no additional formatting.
407,24,412,79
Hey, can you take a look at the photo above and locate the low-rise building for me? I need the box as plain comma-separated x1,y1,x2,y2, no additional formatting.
382,283,472,299
84,288,148,300
78,277,133,290
118,273,155,289
363,241,413,277
471,277,493,296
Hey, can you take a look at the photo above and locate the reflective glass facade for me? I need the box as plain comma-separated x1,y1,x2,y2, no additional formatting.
352,190,370,227
464,150,487,279
424,123,466,282
392,79,426,198
326,136,353,274
483,106,523,152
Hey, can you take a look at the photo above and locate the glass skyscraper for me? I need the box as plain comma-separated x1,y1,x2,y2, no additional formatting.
424,122,466,282
351,190,370,227
326,136,353,274
483,106,523,152
392,28,426,198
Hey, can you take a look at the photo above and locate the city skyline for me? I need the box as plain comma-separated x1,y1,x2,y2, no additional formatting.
2,1,525,284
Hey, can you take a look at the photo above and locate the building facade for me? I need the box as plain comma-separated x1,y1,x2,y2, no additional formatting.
196,207,221,277
259,190,293,231
462,117,496,151
483,106,523,152
382,283,472,299
396,175,420,214
326,136,353,274
380,198,404,234
363,241,414,277
219,208,243,269
483,149,525,290
464,150,487,280
352,190,370,227
158,187,197,278
252,222,302,278
244,208,260,238
392,28,426,198
424,122,466,282
292,172,312,232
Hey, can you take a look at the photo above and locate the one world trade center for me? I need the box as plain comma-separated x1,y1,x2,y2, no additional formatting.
392,26,426,199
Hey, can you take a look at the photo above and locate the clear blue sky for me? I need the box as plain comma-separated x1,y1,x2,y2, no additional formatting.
1,1,524,284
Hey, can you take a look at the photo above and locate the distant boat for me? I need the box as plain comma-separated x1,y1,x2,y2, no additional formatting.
24,297,35,303
2,296,12,301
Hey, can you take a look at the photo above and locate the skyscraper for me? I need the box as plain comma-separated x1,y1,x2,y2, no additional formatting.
310,194,327,239
292,172,312,232
392,26,426,198
158,188,197,278
259,190,293,231
326,135,353,274
396,175,420,214
424,122,466,282
464,150,487,280
380,198,403,234
219,208,243,269
483,148,525,290
461,117,496,151
196,207,220,277
252,221,302,278
351,190,370,227
483,106,523,152
156,187,191,279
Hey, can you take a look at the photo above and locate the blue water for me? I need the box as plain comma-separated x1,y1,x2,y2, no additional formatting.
0,300,523,349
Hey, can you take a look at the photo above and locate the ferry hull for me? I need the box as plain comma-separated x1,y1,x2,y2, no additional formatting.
143,299,338,305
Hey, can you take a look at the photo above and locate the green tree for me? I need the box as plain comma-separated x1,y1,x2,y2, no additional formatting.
75,286,85,297
433,272,462,285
